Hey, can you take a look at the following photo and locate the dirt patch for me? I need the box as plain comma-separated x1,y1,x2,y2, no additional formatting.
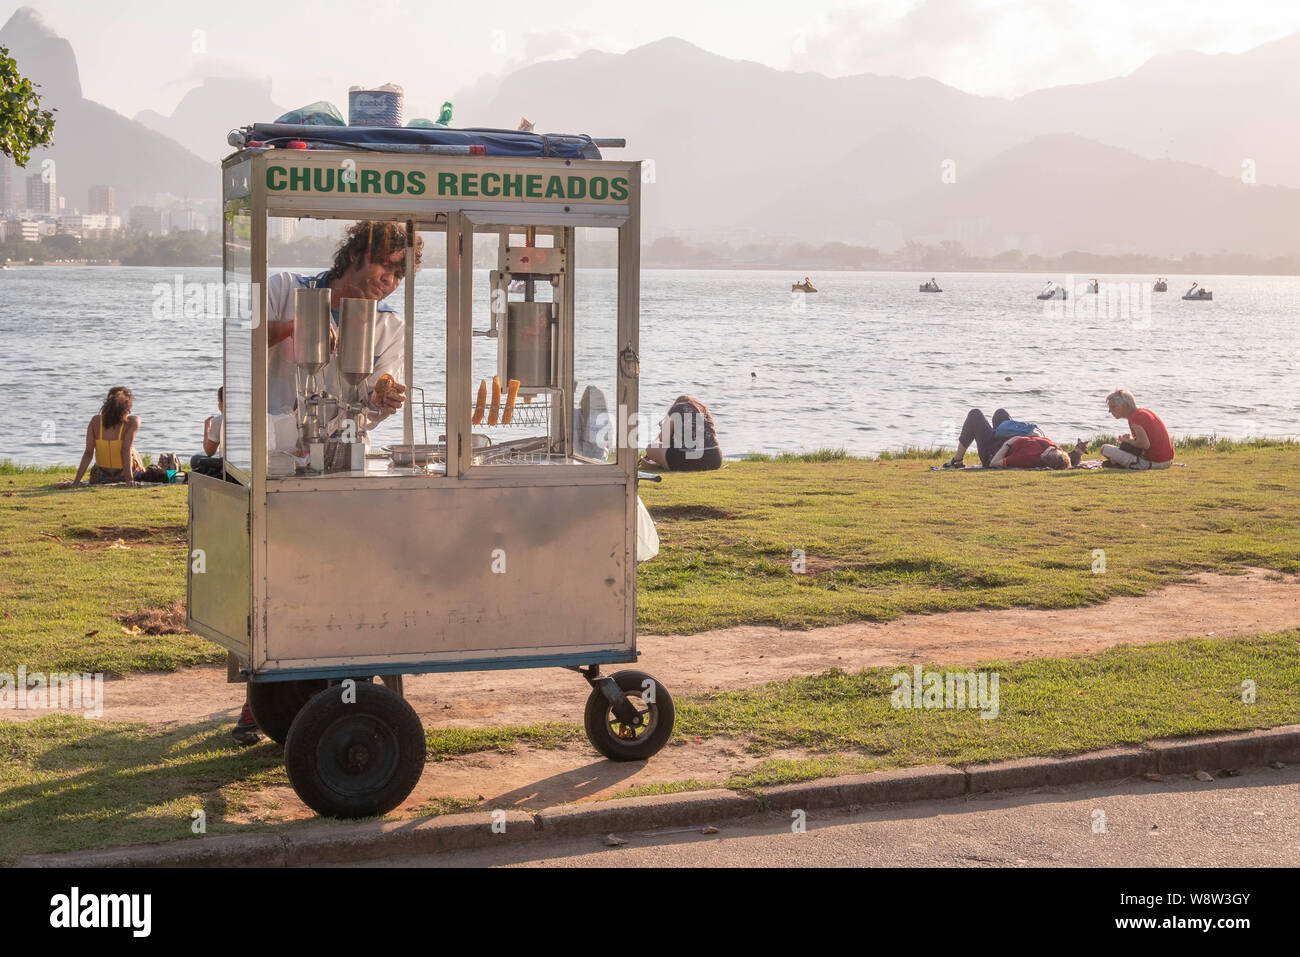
67,525,185,541
647,505,736,521
12,567,1296,732
116,599,189,635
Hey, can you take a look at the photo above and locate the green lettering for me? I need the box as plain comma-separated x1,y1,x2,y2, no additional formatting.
501,174,523,197
480,172,500,197
544,175,565,198
266,166,287,190
312,167,335,191
590,177,609,200
525,174,542,198
360,169,381,193
438,172,459,196
566,176,586,200
461,172,479,196
610,177,628,201
289,166,310,191
384,170,405,193
407,170,426,195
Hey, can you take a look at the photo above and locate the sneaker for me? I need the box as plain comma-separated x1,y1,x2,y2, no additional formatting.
232,701,262,746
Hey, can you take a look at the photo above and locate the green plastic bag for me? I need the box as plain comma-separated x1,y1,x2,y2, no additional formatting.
274,101,346,126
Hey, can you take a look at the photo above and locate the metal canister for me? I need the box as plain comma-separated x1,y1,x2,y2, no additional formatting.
506,301,553,387
293,288,332,372
337,298,378,385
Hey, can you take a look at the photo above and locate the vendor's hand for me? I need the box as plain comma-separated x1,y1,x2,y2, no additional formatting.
372,376,406,414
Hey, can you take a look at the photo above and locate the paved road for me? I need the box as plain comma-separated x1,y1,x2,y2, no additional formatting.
357,764,1300,868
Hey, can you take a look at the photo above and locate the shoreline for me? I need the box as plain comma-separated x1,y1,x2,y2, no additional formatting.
4,435,1297,473
5,261,1300,277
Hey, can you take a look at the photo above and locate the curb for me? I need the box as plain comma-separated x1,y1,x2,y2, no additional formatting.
16,725,1299,868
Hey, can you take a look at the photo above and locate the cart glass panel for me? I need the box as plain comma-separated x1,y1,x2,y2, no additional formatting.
464,225,619,467
263,217,442,479
222,197,253,478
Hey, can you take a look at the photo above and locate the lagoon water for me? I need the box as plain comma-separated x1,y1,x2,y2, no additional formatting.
1,266,1297,465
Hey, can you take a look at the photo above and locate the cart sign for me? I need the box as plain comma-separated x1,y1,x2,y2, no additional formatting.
265,162,629,204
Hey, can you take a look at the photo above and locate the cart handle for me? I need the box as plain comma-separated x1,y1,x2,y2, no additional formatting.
637,470,663,483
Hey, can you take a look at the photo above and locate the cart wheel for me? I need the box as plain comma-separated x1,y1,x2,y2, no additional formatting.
247,679,329,746
583,670,675,762
284,681,426,819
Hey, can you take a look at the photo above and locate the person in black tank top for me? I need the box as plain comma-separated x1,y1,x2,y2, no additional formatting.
642,395,722,471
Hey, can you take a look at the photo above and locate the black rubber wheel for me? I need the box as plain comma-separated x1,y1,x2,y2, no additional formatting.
583,670,675,762
284,681,426,819
247,678,329,746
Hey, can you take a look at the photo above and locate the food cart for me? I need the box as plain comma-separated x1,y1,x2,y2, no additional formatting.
187,122,672,818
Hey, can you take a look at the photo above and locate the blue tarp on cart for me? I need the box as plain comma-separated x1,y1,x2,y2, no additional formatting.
247,123,604,160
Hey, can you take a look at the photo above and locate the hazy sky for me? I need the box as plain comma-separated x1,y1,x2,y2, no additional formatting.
5,0,1299,119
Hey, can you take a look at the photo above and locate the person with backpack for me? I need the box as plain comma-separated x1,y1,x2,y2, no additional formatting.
942,407,1045,468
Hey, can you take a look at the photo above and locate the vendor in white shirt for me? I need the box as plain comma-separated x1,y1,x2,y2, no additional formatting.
265,221,421,440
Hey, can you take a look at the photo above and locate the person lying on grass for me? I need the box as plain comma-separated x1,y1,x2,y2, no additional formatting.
944,407,1036,468
944,408,1083,470
987,434,1073,469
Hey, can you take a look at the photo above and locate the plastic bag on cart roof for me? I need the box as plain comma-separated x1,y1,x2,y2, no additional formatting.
636,496,659,562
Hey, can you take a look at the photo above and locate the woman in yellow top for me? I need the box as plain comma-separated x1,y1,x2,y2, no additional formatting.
67,387,144,486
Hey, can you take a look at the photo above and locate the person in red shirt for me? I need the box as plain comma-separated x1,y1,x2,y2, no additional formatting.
1101,389,1174,470
989,435,1073,470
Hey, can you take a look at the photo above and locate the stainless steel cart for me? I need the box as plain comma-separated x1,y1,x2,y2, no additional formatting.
187,127,670,818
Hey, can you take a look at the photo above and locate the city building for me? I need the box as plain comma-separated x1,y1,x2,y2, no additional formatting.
58,213,122,237
26,170,57,216
88,185,116,216
129,205,166,235
2,220,43,243
0,159,14,213
168,206,205,232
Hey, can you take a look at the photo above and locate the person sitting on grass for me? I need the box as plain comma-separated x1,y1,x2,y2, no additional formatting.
63,387,145,487
191,386,224,478
1099,389,1174,470
640,395,722,471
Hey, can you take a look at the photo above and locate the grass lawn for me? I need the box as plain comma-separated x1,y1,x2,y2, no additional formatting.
1,442,1297,859
2,441,1298,674
637,440,1300,632
2,632,1295,861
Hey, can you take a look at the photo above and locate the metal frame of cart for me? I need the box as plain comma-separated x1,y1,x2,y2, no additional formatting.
187,136,672,817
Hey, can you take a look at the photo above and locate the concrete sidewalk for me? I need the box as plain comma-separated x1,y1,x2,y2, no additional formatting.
16,724,1299,868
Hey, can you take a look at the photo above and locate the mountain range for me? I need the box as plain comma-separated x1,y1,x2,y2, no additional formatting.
3,6,1297,258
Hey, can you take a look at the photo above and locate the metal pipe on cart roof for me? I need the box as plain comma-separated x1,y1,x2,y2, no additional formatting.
525,226,536,303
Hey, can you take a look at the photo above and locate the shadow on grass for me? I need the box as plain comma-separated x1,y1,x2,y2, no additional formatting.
0,716,292,862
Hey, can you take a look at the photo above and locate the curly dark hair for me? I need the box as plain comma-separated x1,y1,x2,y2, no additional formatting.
326,221,424,282
101,386,133,429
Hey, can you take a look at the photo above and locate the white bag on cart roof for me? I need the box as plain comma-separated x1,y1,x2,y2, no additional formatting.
636,496,659,562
